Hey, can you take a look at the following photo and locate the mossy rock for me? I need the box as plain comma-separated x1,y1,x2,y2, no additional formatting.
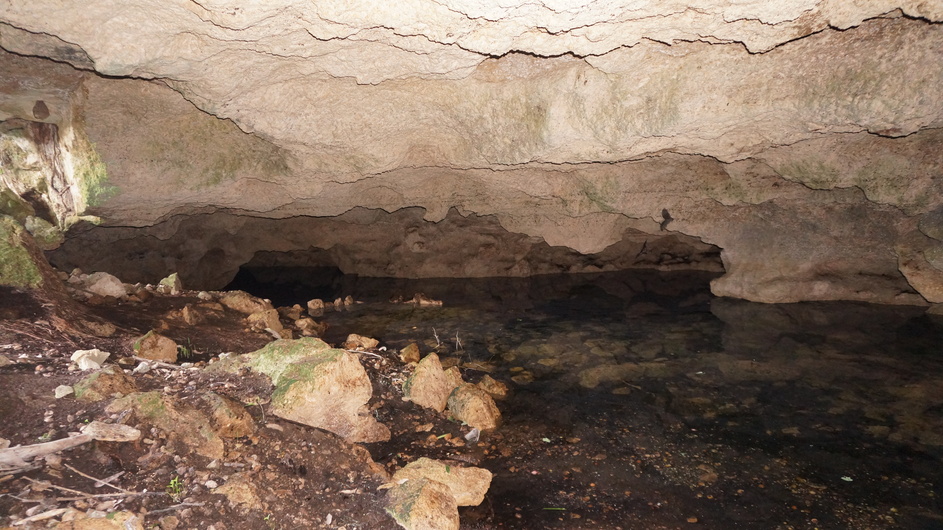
0,215,43,288
0,187,34,221
206,336,334,384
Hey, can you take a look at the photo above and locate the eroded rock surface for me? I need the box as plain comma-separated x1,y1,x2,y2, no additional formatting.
0,4,941,304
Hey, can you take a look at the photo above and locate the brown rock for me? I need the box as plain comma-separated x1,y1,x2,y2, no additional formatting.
106,392,225,459
73,366,138,402
200,392,256,439
306,298,325,317
246,308,283,335
403,354,460,413
215,472,264,510
343,333,379,350
278,304,304,320
295,317,327,337
392,458,492,506
132,330,178,363
477,375,509,399
447,383,501,431
399,342,421,363
220,290,274,315
385,477,459,530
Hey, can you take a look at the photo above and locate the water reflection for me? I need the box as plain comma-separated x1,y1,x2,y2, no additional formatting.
235,268,943,527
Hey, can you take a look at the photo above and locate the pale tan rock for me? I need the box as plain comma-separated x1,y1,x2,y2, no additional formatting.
399,343,421,364
82,271,127,299
246,308,283,335
446,383,501,431
404,354,458,413
385,477,459,530
343,333,379,350
392,458,492,506
307,298,325,317
132,330,178,363
52,510,143,529
257,344,390,443
220,291,274,315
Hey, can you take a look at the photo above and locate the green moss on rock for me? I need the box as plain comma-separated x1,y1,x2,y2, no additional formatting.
0,215,43,288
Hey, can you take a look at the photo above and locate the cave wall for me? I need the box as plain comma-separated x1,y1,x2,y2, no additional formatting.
1,3,942,304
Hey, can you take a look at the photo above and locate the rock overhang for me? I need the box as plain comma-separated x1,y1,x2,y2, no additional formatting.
0,2,941,304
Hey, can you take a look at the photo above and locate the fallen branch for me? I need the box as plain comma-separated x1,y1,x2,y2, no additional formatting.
64,464,131,493
11,507,68,526
147,502,205,516
0,422,140,473
342,349,383,359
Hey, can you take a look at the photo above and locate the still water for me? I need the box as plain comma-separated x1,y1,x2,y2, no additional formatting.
229,268,943,529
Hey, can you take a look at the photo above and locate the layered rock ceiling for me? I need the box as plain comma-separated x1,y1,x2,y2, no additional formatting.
1,1,943,304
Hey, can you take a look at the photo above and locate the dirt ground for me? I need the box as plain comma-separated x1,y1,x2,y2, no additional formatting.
0,285,500,529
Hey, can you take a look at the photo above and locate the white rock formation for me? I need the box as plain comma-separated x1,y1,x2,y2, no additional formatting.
0,2,941,304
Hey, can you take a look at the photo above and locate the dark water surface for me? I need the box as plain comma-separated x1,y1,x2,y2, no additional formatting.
229,268,943,529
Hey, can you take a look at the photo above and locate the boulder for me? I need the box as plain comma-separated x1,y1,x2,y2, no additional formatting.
132,330,178,363
392,458,492,506
106,391,224,459
72,366,138,402
268,348,390,443
447,384,501,431
246,308,284,335
219,290,274,315
403,354,459,413
209,337,389,443
343,333,379,350
82,271,128,299
385,477,459,530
